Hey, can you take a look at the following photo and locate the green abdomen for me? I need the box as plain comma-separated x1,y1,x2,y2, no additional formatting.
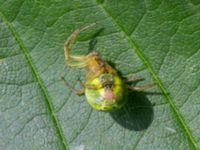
85,74,128,112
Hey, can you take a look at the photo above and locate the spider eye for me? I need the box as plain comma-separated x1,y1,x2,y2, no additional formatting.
103,81,114,88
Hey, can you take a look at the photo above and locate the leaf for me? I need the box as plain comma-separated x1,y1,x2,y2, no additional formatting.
0,0,200,149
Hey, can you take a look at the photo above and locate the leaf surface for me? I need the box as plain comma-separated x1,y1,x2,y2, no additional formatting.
0,0,200,149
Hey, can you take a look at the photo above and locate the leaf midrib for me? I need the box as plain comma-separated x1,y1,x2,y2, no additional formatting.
0,11,68,150
96,2,198,149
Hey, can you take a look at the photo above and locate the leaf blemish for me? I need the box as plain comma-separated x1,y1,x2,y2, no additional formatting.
165,127,176,133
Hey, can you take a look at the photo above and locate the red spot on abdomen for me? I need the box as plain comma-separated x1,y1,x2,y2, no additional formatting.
104,89,115,100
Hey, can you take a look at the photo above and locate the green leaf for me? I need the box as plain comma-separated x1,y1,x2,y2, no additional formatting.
0,0,200,149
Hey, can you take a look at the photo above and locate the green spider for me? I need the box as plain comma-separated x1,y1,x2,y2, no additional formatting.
62,23,154,112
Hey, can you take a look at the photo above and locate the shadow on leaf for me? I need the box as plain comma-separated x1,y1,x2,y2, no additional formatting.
110,91,154,131
88,27,104,52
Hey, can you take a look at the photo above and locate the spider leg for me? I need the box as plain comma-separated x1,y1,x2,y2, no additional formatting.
128,83,155,92
64,23,96,68
61,76,85,96
125,76,144,83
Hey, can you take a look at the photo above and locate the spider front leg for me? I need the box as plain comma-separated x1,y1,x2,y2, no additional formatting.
61,76,85,96
64,23,96,68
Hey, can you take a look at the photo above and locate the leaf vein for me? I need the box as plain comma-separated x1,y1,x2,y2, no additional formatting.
0,11,69,150
96,2,198,149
